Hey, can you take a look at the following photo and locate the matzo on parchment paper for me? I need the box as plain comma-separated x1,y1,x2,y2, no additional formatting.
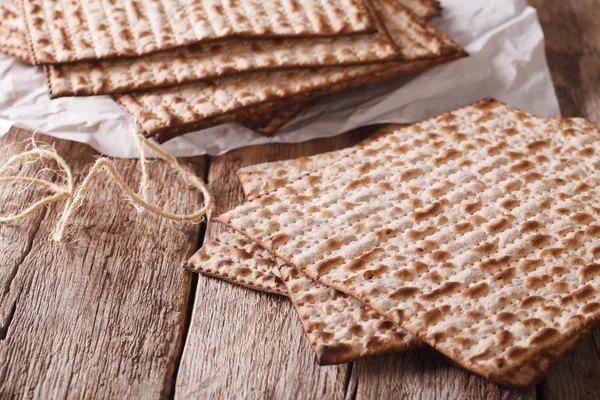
1,1,441,96
218,99,600,381
43,0,441,97
115,0,464,141
20,0,375,64
0,4,304,136
133,55,457,142
0,0,453,137
43,0,403,97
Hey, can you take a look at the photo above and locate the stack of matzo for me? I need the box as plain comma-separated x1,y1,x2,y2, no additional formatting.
187,99,600,387
0,0,465,140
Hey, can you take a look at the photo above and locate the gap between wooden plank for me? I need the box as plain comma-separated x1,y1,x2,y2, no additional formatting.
343,362,358,400
0,208,46,340
168,159,211,399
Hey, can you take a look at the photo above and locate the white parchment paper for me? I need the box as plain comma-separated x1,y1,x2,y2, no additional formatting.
0,0,559,158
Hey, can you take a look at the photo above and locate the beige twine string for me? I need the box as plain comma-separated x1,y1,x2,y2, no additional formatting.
0,128,212,242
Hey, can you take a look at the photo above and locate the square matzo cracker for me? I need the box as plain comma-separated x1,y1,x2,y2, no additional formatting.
21,0,375,64
190,227,590,385
218,99,600,381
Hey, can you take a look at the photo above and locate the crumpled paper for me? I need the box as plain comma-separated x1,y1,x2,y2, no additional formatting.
0,0,559,158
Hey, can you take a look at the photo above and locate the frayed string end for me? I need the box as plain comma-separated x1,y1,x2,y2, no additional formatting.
0,128,212,243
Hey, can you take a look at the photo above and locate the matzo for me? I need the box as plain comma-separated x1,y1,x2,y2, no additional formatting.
21,0,375,64
128,54,459,142
498,328,590,388
191,132,589,383
115,0,465,140
188,227,589,384
148,99,310,139
187,230,287,296
237,103,309,136
233,125,593,383
400,0,440,20
237,125,399,197
0,0,441,96
187,228,423,364
281,262,422,364
0,3,31,63
43,0,441,97
44,0,400,97
218,99,600,381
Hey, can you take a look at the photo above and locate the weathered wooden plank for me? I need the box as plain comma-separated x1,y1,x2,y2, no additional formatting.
529,0,600,122
0,127,206,398
528,0,600,397
349,351,534,400
175,128,377,399
531,0,600,54
537,332,600,400
0,132,51,339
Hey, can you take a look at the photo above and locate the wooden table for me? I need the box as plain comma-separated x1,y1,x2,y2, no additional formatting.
1,1,599,398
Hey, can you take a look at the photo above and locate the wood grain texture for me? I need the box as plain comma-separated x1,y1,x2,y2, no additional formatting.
530,0,600,122
537,332,600,400
349,350,535,400
0,127,206,398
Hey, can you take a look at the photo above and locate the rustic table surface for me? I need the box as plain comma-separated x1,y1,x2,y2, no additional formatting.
1,0,599,398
